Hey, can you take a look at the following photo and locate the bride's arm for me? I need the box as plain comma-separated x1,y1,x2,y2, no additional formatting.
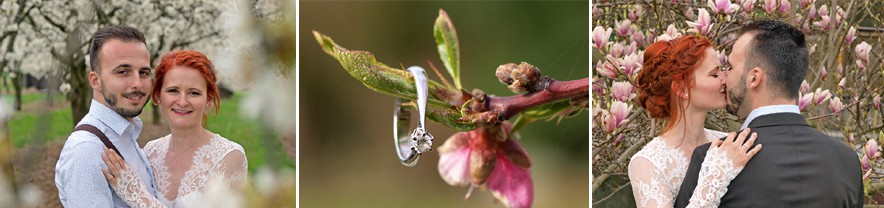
628,156,673,208
685,130,762,208
101,148,167,208
217,148,248,189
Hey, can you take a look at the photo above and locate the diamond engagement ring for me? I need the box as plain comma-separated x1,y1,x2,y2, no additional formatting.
393,66,434,167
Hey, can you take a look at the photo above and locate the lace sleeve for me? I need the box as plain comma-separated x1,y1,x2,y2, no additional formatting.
217,148,248,189
628,156,673,208
685,147,743,208
111,164,166,208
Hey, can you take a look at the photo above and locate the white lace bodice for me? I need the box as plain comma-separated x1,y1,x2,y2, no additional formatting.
628,129,740,208
110,133,248,208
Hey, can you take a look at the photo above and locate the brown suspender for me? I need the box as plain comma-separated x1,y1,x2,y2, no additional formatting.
74,124,125,160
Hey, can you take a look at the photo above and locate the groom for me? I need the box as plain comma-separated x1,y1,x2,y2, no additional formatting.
55,25,158,207
674,20,863,207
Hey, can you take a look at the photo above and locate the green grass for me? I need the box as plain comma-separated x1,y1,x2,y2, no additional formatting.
8,91,293,173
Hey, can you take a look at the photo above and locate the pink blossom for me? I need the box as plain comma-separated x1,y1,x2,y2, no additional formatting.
592,26,613,49
615,19,632,37
829,96,843,113
855,41,872,69
814,88,831,105
620,53,643,76
686,8,714,35
807,4,816,21
603,101,631,132
836,64,844,77
834,6,845,28
666,24,683,37
799,92,813,111
437,123,533,208
764,0,778,13
631,31,646,46
808,43,817,55
612,81,635,102
867,139,881,161
799,0,815,8
779,0,791,13
628,6,644,22
708,0,740,14
813,5,830,30
818,4,828,18
593,5,602,17
793,14,804,25
838,78,846,90
741,0,757,12
862,155,870,172
685,7,696,20
819,65,827,80
718,50,728,67
846,26,856,45
800,80,810,94
596,60,617,79
609,42,626,58
874,95,881,110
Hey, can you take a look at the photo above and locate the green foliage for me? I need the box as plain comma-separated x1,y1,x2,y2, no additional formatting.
433,9,462,90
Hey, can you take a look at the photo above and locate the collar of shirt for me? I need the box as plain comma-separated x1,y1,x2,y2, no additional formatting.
740,104,800,130
89,99,143,137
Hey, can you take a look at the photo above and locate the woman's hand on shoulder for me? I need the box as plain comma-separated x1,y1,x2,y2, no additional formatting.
709,128,762,168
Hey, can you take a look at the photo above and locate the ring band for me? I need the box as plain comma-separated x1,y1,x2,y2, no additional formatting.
392,66,434,167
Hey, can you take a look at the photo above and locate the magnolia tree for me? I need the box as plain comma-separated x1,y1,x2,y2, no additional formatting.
592,0,884,205
314,9,588,208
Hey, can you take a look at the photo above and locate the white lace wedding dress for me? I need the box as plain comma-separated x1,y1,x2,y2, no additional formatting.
112,134,248,208
628,129,740,208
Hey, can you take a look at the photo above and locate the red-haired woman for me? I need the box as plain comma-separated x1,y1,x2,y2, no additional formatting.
628,36,762,207
101,50,247,207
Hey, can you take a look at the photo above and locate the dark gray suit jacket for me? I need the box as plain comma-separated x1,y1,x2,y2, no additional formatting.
674,113,863,207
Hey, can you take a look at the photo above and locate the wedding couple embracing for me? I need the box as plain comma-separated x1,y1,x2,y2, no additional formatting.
628,20,864,207
53,25,248,207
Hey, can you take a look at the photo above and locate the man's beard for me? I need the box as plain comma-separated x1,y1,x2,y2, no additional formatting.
726,81,747,116
100,82,147,118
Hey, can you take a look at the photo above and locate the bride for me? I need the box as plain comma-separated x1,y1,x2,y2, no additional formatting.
101,50,247,207
628,36,761,207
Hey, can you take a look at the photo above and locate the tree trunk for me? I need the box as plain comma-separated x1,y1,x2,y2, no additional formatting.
11,72,21,111
70,61,90,126
0,121,17,205
152,104,160,125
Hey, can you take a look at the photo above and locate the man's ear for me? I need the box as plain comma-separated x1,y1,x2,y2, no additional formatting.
747,67,764,89
88,71,100,91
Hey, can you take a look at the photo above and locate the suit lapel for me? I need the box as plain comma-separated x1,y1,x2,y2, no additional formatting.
746,113,809,128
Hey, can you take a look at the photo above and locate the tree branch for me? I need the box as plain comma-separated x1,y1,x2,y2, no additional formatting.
464,77,588,125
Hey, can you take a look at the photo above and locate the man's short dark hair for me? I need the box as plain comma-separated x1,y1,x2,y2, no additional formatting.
738,19,808,99
89,25,147,72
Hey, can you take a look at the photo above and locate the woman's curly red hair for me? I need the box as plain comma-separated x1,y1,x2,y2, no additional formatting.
635,36,712,134
152,50,221,126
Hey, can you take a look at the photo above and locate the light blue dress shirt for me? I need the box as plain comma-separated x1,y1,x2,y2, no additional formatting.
55,99,158,207
740,105,801,130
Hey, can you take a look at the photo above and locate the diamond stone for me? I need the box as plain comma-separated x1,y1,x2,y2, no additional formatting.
411,127,434,153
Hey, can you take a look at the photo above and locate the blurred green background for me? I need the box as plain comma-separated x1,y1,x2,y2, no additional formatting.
300,1,588,207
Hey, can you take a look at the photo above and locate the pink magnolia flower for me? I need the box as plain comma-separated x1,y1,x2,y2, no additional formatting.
741,0,757,12
592,26,613,49
808,43,817,55
799,0,815,8
763,0,778,13
813,5,830,30
708,0,740,14
779,0,791,13
861,155,870,172
866,139,881,161
609,42,626,58
593,5,602,17
603,101,631,132
846,26,857,45
855,41,872,69
631,31,646,46
793,14,804,25
685,7,696,20
838,78,847,90
592,77,604,95
819,65,827,80
717,50,728,66
438,123,533,208
620,53,643,76
615,19,632,37
834,6,845,28
800,80,810,94
836,64,844,77
829,96,843,113
807,4,816,21
628,6,644,22
814,88,832,105
686,8,714,35
612,81,635,102
665,24,683,37
874,95,881,110
799,92,813,111
596,60,617,79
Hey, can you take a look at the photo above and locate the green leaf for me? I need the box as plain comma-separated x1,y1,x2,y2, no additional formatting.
313,30,478,131
434,9,462,89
